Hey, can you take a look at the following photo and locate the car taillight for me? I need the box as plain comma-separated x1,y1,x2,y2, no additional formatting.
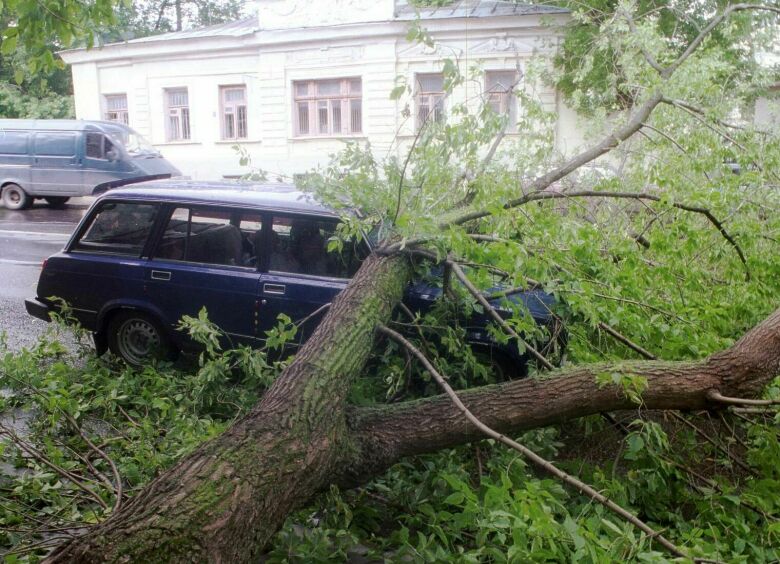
41,259,48,271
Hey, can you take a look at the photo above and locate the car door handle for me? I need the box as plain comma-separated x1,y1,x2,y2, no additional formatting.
263,283,286,295
151,270,172,281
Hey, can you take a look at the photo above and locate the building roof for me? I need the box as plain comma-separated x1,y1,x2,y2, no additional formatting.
118,17,259,45
92,1,566,48
394,0,568,20
104,180,336,216
0,118,135,134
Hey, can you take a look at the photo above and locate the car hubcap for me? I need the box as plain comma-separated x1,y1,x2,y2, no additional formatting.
9,191,19,204
117,318,160,365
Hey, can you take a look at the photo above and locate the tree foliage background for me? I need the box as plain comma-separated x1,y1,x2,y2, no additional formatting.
0,0,243,119
1,0,780,562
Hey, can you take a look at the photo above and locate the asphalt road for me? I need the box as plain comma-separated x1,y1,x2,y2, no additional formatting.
0,199,92,351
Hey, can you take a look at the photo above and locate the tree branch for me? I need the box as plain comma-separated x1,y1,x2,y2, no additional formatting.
452,190,750,281
349,307,780,480
662,4,780,79
448,261,554,370
622,10,665,74
377,324,687,559
707,390,780,406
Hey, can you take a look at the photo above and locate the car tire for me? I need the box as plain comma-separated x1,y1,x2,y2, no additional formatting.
44,196,70,208
107,310,176,367
2,184,32,210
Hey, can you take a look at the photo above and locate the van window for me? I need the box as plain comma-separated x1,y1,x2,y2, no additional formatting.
0,132,29,154
85,133,117,159
34,133,77,157
154,207,255,267
269,216,366,278
72,202,159,256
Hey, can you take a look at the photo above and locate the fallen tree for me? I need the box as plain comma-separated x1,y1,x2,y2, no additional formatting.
34,2,780,562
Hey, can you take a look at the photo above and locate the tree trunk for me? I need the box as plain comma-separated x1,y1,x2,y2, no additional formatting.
45,253,412,563
175,0,182,31
45,247,780,562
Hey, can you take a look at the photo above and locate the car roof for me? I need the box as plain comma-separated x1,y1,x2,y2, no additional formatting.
0,119,135,135
102,179,337,216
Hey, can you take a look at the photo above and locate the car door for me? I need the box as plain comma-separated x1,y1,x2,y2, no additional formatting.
257,214,364,346
82,132,133,189
144,205,264,348
31,132,83,195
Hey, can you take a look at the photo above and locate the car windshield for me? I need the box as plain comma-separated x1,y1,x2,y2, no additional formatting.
108,130,158,156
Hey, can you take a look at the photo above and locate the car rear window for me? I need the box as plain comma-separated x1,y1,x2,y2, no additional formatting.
269,215,366,278
72,202,159,256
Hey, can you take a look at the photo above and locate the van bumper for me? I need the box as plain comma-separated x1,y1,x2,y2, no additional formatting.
25,298,52,322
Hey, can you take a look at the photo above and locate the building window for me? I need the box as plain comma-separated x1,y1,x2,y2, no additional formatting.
293,78,361,137
220,85,248,140
165,88,191,141
415,73,445,129
104,94,129,125
485,71,519,130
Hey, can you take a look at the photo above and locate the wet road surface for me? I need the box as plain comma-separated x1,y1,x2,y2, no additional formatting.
0,199,91,350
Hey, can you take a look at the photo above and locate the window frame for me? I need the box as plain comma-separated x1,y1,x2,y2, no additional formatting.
103,94,129,125
164,87,191,142
484,70,519,132
414,72,445,130
69,200,161,258
149,204,262,271
292,77,362,138
85,133,117,160
219,85,248,140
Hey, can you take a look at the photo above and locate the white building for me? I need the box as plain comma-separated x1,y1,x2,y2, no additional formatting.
60,0,579,180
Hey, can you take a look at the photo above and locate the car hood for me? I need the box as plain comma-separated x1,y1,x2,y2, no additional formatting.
405,281,556,323
132,156,182,177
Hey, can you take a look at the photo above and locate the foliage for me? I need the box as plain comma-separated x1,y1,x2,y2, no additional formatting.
0,85,73,118
550,0,779,114
289,3,780,561
0,10,76,118
2,1,780,561
267,409,780,563
0,308,297,560
0,0,118,75
108,0,244,41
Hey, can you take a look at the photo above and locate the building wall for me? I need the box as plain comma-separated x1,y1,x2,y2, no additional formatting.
69,17,581,180
755,89,780,132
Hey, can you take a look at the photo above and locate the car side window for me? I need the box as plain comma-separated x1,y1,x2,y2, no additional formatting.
72,202,159,256
86,134,116,160
154,207,257,268
268,215,366,278
86,133,103,158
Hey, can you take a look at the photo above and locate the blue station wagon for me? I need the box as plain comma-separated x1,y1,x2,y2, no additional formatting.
25,181,558,370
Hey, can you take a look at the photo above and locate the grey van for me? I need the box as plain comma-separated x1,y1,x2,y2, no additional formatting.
0,119,181,210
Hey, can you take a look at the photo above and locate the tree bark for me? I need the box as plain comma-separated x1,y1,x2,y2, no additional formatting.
346,307,780,481
45,253,412,563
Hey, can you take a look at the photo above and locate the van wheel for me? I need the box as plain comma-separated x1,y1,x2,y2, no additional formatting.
45,197,70,208
2,184,31,210
108,311,176,367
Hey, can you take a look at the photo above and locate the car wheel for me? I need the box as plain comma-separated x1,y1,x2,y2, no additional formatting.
2,184,32,210
472,346,524,381
44,196,70,208
108,311,175,366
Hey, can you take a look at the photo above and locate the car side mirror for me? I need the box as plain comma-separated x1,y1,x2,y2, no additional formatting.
106,148,119,162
